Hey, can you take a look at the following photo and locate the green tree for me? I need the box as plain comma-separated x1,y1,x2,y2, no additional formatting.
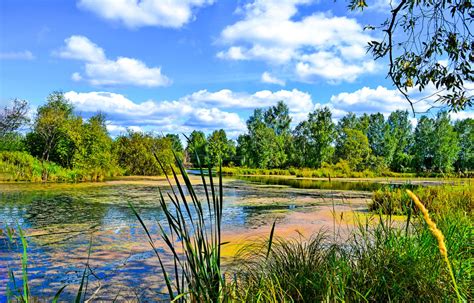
73,113,117,180
27,92,76,180
263,101,292,135
293,107,335,168
186,130,207,167
387,110,413,172
166,133,184,160
454,118,474,172
412,116,436,172
207,129,236,166
335,128,371,171
114,130,173,175
241,105,289,169
236,134,251,167
432,112,460,172
366,113,397,167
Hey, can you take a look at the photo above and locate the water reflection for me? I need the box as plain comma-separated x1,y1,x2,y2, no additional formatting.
236,175,416,191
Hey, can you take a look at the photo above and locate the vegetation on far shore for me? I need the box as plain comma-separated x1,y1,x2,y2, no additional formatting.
1,92,473,182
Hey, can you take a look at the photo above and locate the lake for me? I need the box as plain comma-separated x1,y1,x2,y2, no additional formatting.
0,175,409,301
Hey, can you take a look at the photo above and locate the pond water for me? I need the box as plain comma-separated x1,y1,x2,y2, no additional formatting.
0,176,409,301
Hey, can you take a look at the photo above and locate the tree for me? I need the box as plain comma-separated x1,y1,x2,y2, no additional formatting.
454,118,474,172
166,133,184,160
236,134,251,167
28,92,76,180
387,110,413,172
293,107,335,168
263,101,292,135
432,111,460,172
351,0,473,111
114,130,173,175
207,129,236,166
0,99,30,151
366,113,397,167
335,128,371,171
0,99,29,136
186,130,207,167
240,105,289,169
412,116,436,171
73,113,117,180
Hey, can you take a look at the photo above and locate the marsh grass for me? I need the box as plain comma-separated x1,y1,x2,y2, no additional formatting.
371,182,473,215
0,151,122,182
130,151,231,302
232,210,472,302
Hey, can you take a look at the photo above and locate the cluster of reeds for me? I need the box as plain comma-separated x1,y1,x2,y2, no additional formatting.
130,151,229,302
232,204,471,302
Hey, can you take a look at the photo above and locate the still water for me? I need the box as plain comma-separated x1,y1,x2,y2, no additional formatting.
0,176,403,301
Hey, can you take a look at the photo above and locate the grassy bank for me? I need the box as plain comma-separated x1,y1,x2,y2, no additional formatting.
371,182,473,215
0,151,122,182
219,164,472,179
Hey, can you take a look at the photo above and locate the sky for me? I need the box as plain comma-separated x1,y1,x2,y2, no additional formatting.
1,0,472,138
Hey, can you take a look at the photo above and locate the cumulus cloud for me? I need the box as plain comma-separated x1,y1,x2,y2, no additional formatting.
56,35,171,87
0,51,35,60
78,0,213,28
64,85,458,138
321,86,436,119
261,72,285,86
64,88,318,137
182,88,314,123
218,0,378,83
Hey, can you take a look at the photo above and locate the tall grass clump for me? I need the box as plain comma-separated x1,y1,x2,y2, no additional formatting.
232,210,472,302
371,183,473,215
130,152,229,302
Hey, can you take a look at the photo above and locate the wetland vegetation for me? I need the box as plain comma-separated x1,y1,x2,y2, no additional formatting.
1,0,473,300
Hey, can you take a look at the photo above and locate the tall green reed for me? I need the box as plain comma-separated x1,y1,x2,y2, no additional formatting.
129,151,228,302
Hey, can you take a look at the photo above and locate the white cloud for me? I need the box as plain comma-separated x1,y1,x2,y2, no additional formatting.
0,51,35,60
322,86,434,119
261,72,285,86
78,0,214,28
450,111,474,121
56,35,171,87
218,0,377,83
64,88,318,137
183,88,314,123
64,85,464,138
56,36,105,62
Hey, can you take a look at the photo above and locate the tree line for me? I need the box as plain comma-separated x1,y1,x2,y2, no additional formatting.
1,93,472,181
0,92,183,181
186,101,473,174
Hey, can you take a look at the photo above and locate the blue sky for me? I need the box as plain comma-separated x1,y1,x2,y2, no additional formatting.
1,0,471,137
